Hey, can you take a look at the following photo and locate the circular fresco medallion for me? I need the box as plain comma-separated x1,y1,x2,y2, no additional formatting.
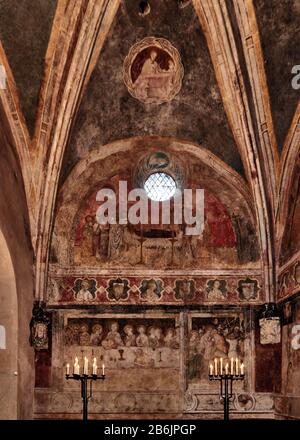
123,37,184,104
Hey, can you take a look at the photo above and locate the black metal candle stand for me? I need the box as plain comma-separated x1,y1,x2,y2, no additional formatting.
209,373,245,420
66,373,105,421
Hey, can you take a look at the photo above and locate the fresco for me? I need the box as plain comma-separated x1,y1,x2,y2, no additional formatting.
187,315,247,385
64,317,180,371
69,182,258,270
237,278,259,301
282,304,300,396
280,160,300,264
272,297,300,418
34,310,276,417
47,275,262,305
123,37,184,104
278,258,300,301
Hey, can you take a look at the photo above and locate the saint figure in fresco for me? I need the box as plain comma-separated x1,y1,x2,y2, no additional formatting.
133,49,176,101
136,325,149,347
81,215,94,258
207,280,227,301
102,321,124,349
75,279,96,302
90,324,103,346
140,279,162,302
123,325,136,347
108,224,125,261
164,328,179,349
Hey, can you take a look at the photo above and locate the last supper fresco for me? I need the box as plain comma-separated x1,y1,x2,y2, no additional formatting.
69,183,259,269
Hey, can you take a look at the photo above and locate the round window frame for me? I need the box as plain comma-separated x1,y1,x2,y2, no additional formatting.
144,172,177,202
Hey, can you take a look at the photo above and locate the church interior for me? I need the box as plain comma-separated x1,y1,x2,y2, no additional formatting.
0,0,299,420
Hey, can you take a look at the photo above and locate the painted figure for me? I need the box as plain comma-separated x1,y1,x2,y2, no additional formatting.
123,324,136,347
136,325,149,347
102,321,124,349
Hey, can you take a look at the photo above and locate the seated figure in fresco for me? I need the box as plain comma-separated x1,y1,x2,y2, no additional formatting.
123,324,136,347
155,327,164,348
79,324,90,346
90,324,103,346
102,321,124,349
136,325,149,347
133,49,176,101
164,328,180,349
70,323,80,345
148,326,159,349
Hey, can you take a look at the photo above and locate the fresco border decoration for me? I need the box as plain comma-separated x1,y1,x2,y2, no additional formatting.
47,272,263,305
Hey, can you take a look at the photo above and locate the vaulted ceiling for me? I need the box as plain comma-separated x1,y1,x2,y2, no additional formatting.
0,0,299,303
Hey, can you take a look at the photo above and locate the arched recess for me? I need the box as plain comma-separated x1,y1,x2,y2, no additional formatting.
0,99,34,419
0,42,35,236
276,103,300,263
50,136,260,272
0,229,18,419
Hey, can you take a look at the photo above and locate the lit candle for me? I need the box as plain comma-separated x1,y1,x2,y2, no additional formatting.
209,363,213,375
84,356,88,375
240,362,244,375
225,363,229,375
66,363,70,375
230,357,234,375
214,358,218,376
74,357,80,375
92,357,97,375
220,358,223,375
102,363,105,376
235,357,239,375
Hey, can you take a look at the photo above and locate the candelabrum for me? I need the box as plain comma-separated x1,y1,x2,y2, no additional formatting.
65,372,105,421
209,359,245,420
